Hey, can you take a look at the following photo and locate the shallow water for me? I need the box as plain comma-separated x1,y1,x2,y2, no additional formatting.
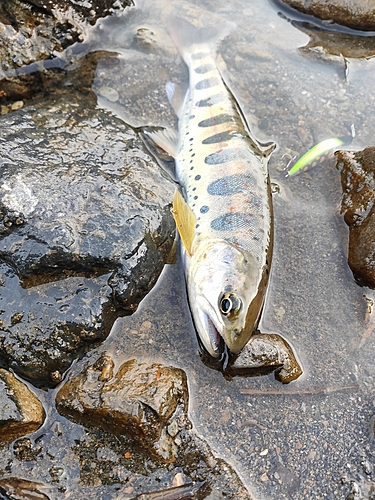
89,0,375,498
19,0,375,498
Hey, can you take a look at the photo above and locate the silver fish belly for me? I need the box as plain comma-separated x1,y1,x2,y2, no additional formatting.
168,21,274,358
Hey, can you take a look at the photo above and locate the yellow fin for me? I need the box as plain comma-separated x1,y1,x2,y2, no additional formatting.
172,189,196,257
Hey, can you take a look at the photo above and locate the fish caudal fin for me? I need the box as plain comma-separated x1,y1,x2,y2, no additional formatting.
168,17,234,65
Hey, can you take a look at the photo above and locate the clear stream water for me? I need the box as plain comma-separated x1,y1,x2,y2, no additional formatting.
91,0,375,498
7,0,375,498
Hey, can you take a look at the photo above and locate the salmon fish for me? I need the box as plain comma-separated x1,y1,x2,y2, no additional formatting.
148,19,274,358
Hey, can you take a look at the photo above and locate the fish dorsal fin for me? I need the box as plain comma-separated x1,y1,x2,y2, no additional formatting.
172,189,196,257
144,127,179,158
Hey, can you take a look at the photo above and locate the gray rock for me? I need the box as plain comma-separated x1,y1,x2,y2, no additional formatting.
280,0,375,31
0,368,45,442
336,147,375,287
0,92,175,385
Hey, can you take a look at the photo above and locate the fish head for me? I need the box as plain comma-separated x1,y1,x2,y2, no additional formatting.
187,240,268,358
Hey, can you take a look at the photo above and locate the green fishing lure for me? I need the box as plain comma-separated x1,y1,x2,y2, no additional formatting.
287,125,355,177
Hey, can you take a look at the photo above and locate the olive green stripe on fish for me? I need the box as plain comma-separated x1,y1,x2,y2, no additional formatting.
198,114,235,128
195,77,221,90
210,212,255,231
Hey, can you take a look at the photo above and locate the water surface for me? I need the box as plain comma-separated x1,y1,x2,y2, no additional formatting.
93,1,375,497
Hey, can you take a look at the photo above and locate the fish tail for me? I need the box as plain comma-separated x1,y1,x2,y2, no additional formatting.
168,17,233,65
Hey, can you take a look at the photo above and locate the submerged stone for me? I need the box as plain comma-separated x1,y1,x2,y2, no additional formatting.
0,92,175,385
227,332,303,383
336,147,375,287
56,353,188,462
280,0,375,31
0,368,45,442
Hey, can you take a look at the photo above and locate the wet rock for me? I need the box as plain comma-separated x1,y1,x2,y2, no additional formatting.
280,0,375,31
0,92,175,385
296,23,375,59
57,353,251,498
25,0,133,22
56,354,189,462
227,332,303,383
0,477,51,500
0,368,45,442
0,0,133,104
336,147,375,287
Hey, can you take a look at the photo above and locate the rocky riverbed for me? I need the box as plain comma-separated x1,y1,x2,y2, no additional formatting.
1,0,375,499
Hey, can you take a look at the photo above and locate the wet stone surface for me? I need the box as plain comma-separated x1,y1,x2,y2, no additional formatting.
280,0,375,31
336,147,375,287
44,353,249,499
0,91,175,385
56,353,189,462
0,368,45,443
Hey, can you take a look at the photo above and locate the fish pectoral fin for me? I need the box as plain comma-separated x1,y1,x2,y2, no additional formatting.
172,189,196,257
143,126,179,158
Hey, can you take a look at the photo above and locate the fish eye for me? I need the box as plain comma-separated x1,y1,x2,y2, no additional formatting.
219,292,242,320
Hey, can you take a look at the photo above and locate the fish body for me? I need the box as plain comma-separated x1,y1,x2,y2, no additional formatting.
152,20,274,358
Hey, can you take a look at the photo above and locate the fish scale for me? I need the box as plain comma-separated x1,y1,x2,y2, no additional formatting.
176,47,271,265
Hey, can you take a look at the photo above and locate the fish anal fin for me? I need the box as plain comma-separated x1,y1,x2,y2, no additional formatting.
172,189,196,257
144,127,179,158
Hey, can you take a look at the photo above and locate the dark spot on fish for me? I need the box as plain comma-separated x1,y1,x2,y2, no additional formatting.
195,175,201,181
202,131,235,145
190,115,195,119
196,224,200,228
204,149,235,165
198,114,234,128
194,196,198,200
194,63,215,74
208,174,258,196
190,166,194,169
191,51,209,60
200,205,209,213
211,212,254,231
205,148,253,165
196,93,225,107
189,137,194,141
195,77,220,90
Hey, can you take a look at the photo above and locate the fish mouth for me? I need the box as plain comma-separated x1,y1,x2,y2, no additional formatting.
196,312,224,358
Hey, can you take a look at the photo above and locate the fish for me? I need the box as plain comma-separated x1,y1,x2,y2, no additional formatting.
147,19,274,358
